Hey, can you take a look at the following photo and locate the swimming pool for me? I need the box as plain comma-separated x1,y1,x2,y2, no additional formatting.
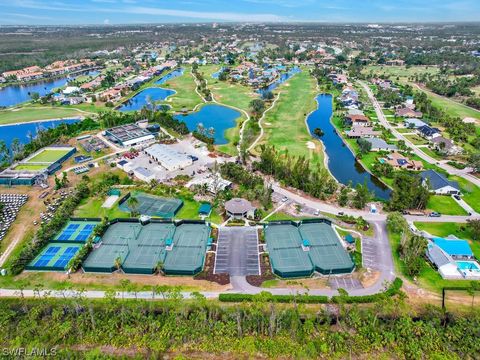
456,261,480,271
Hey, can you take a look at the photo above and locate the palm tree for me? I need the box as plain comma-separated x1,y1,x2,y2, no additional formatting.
196,122,205,135
127,196,139,217
155,260,164,276
114,257,123,272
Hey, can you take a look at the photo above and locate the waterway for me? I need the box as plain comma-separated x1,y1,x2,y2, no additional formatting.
117,87,176,112
174,104,241,145
154,68,184,85
0,70,99,108
0,118,80,150
306,94,391,200
257,66,301,97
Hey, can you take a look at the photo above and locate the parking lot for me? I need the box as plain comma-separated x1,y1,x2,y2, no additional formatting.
214,227,260,276
329,276,363,290
361,236,380,270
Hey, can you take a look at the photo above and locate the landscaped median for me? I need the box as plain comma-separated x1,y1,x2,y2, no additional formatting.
219,278,403,303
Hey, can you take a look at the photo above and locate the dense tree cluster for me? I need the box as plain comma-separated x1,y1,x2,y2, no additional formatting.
255,145,337,200
388,172,430,211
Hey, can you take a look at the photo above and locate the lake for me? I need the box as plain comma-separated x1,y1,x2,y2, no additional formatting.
0,118,80,150
174,104,241,145
257,66,301,97
306,94,391,200
155,68,184,85
211,67,226,79
117,87,176,112
0,70,99,108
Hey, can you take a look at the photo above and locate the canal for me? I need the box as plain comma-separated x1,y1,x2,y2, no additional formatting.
306,94,391,200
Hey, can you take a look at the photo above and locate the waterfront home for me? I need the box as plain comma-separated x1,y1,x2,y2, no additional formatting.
365,138,397,152
420,170,460,195
383,152,423,171
344,114,370,127
417,125,441,140
430,136,462,156
346,126,381,139
395,107,423,118
404,118,427,129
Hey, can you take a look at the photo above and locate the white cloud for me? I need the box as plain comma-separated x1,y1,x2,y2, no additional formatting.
103,18,110,24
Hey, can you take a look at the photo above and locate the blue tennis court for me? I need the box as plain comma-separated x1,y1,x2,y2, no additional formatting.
53,221,99,243
27,243,82,271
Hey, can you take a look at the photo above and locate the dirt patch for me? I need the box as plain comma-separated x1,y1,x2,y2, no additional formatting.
194,252,230,285
306,141,316,149
358,270,381,288
17,269,231,292
246,253,274,286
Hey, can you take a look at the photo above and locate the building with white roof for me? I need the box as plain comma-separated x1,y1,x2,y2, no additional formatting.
144,143,193,171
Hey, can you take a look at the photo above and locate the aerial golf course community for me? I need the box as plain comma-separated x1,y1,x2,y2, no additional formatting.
0,20,479,358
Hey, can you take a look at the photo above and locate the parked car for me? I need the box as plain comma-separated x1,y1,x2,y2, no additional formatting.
429,212,441,217
453,194,461,200
313,209,320,216
281,196,288,202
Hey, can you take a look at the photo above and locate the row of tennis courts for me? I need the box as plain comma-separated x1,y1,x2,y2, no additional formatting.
264,219,354,278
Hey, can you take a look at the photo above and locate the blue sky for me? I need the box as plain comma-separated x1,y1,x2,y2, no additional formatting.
1,0,480,25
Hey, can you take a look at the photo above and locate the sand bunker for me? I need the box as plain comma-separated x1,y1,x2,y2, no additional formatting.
306,141,316,149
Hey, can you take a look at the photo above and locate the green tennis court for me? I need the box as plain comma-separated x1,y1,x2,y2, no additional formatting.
119,192,183,218
265,223,313,278
26,149,71,163
265,220,354,278
299,222,354,274
83,220,210,275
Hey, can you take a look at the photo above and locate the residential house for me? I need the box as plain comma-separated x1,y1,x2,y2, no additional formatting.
344,114,370,127
395,107,423,118
417,125,441,140
385,59,405,66
383,152,423,171
365,138,398,152
420,170,460,195
404,118,427,129
345,126,381,139
430,136,463,156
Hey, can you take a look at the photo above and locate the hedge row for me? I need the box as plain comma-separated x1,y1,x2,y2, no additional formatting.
219,278,403,304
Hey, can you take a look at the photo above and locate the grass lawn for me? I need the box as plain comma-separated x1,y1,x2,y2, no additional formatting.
27,149,70,163
13,164,48,171
449,175,480,213
363,65,440,82
396,128,415,134
404,134,429,145
257,70,325,167
426,195,467,215
163,66,203,111
418,147,444,160
0,106,88,125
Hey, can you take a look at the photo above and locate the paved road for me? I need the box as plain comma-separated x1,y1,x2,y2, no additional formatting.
359,81,480,188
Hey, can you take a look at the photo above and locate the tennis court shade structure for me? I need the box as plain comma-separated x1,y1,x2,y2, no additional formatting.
264,220,354,278
53,220,100,243
26,243,82,271
82,219,210,275
118,192,183,218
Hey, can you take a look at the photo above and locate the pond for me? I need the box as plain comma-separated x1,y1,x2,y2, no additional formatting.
117,87,176,112
257,66,301,97
0,70,99,108
154,68,184,85
0,118,80,150
306,94,391,200
174,104,241,145
211,67,226,79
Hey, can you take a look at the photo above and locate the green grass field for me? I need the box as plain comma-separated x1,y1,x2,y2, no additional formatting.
257,70,324,167
163,66,203,111
364,65,440,81
27,149,70,163
426,195,468,216
449,176,480,213
13,164,48,171
0,107,87,125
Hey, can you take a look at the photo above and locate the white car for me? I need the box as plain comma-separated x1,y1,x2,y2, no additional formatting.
281,196,288,202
